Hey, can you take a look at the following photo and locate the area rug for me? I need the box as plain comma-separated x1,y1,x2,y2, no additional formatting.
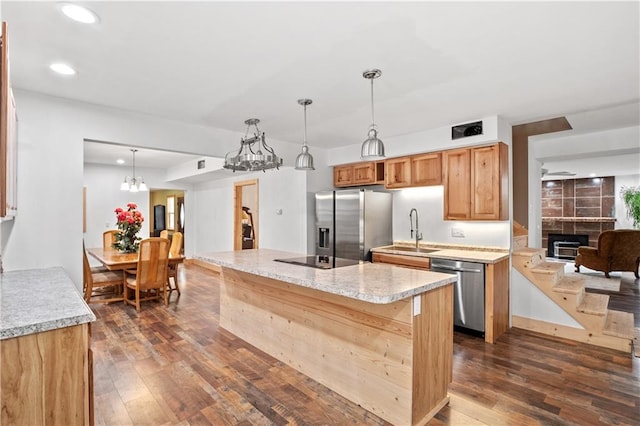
562,270,621,292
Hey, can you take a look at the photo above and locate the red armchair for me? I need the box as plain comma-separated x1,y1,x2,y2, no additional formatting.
574,229,640,278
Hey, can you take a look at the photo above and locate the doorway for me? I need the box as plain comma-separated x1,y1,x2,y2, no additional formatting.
234,179,258,250
149,189,185,254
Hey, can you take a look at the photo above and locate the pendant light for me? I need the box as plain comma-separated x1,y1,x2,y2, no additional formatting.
120,149,147,192
360,68,385,159
223,118,283,172
295,99,314,171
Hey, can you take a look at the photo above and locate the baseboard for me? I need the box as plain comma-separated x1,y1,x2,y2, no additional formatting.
512,315,631,353
188,258,221,274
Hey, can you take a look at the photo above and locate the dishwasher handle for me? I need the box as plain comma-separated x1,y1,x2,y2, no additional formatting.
431,263,483,274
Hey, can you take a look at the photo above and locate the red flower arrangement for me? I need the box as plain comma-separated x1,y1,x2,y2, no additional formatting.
113,202,144,253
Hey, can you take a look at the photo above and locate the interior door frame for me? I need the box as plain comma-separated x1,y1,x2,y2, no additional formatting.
234,179,259,250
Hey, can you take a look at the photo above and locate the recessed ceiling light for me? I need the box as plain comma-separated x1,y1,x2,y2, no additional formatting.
588,172,596,177
116,159,125,165
49,62,77,76
59,2,99,24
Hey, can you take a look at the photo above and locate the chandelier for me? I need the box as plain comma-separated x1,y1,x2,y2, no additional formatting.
223,118,282,172
120,149,147,192
294,99,314,171
361,68,385,159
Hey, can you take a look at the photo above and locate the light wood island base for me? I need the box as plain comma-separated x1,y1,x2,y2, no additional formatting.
220,267,453,426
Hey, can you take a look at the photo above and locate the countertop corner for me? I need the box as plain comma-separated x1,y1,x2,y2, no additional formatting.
1,267,96,340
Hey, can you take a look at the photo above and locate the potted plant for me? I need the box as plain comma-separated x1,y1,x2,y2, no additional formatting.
620,186,640,229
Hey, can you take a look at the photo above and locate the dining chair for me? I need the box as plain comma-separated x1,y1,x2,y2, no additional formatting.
103,229,121,249
159,229,168,239
82,241,124,303
124,237,170,312
167,231,183,299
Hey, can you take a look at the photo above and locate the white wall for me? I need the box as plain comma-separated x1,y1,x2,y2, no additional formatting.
329,115,512,250
327,116,501,165
2,90,308,287
190,168,310,255
511,268,582,328
0,89,513,293
83,163,188,249
392,186,510,248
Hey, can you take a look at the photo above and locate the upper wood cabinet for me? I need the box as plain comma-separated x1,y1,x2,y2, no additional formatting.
443,148,471,219
333,161,384,187
384,153,442,189
443,142,508,221
412,153,442,186
384,156,411,188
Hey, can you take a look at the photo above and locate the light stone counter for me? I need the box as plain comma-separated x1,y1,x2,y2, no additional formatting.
372,242,509,264
1,267,96,340
196,249,456,304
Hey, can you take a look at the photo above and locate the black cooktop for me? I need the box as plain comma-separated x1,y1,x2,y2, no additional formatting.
274,255,360,270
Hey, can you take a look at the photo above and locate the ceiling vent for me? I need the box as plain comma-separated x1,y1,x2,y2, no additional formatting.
452,120,483,140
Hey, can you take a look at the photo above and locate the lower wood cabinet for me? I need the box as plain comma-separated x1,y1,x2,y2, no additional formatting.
1,323,92,425
372,252,431,269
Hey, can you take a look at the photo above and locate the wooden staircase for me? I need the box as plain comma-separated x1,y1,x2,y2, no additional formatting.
512,247,634,353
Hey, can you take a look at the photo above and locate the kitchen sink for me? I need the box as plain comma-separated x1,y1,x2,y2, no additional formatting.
380,245,439,254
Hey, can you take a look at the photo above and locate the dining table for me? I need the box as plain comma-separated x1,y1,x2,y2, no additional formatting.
87,247,185,271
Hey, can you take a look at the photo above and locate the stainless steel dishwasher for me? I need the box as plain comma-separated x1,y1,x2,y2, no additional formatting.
431,258,485,334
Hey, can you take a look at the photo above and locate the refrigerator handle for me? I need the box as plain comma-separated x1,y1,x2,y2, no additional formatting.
318,228,330,249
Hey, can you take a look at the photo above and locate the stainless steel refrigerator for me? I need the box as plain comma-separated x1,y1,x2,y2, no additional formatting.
316,189,392,263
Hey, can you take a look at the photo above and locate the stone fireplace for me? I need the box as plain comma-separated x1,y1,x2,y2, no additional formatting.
541,177,616,257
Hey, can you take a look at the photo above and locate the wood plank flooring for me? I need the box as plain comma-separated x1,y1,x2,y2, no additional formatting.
90,264,640,425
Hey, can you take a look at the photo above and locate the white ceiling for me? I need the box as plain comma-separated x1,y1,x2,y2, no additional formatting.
3,1,639,171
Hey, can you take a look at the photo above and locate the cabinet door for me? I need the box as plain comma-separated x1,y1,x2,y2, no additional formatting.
333,165,353,187
412,153,442,186
471,143,508,220
352,162,375,185
443,148,471,220
384,157,412,189
372,253,431,270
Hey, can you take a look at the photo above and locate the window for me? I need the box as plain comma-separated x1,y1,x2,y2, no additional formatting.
167,196,175,230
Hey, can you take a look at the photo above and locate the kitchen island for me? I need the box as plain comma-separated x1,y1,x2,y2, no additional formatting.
196,249,457,426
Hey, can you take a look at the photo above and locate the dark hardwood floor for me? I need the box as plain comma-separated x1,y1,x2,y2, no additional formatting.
90,264,639,425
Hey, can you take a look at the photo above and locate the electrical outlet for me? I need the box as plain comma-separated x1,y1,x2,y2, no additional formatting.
451,228,465,238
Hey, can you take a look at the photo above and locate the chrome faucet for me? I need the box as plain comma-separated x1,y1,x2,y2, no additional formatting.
409,208,423,249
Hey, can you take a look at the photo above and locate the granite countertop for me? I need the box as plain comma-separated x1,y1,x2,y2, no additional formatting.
1,267,96,340
371,241,510,264
195,249,456,304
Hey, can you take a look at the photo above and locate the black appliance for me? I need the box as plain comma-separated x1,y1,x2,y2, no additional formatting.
153,204,165,237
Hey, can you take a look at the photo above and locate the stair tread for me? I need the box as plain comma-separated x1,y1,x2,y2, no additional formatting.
577,293,609,316
603,310,635,339
530,261,565,275
553,276,585,294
